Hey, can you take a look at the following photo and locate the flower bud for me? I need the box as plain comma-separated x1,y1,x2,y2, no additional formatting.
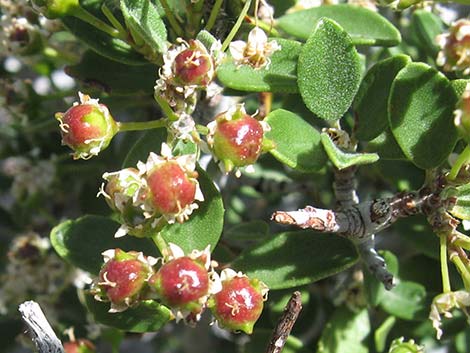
436,20,470,75
207,105,270,175
63,339,96,353
208,269,268,334
55,92,118,159
173,39,214,87
96,249,155,312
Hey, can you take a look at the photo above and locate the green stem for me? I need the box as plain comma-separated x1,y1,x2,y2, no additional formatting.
221,0,252,52
440,233,451,293
196,124,209,135
451,254,470,291
205,0,224,31
448,145,470,180
154,94,179,121
101,3,128,39
159,0,184,37
117,119,166,132
71,6,123,39
151,231,170,257
452,231,470,250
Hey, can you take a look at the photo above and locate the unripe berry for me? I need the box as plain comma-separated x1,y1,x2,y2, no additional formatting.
208,270,268,334
55,93,117,159
63,339,95,353
146,162,197,215
97,249,152,311
173,40,214,87
149,256,209,314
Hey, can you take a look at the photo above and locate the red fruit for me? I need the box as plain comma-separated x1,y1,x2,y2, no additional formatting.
146,162,197,215
150,256,209,312
209,275,265,334
213,114,264,168
173,40,213,86
63,339,95,353
98,249,149,305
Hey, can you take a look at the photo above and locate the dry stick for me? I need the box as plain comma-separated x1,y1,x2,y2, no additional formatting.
18,301,64,353
265,291,303,353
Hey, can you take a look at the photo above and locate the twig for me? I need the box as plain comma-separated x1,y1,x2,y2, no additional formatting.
18,301,64,353
265,291,303,353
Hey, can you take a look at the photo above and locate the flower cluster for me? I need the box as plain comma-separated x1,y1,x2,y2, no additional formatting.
100,143,203,237
429,291,470,340
436,19,470,75
92,244,268,333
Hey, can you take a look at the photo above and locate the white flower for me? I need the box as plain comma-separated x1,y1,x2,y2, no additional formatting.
229,27,281,69
168,112,197,142
429,291,470,339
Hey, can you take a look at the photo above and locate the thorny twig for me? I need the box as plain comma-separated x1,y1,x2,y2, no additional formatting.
18,301,64,353
265,291,303,353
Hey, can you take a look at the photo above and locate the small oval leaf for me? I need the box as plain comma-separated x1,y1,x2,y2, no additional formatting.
122,129,167,168
298,18,361,121
265,109,327,172
389,63,459,169
410,10,443,58
85,294,172,332
321,132,379,169
216,39,301,93
277,4,401,46
450,183,470,220
232,230,359,289
380,281,429,320
50,215,158,275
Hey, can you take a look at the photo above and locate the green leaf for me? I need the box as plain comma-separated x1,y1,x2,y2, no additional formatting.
410,10,443,58
245,330,311,353
374,316,396,353
265,109,327,172
450,183,470,220
62,17,147,66
277,4,401,46
452,79,469,97
65,51,156,95
353,55,411,141
389,62,458,169
120,0,167,54
85,294,172,332
380,281,428,320
50,215,158,275
321,132,379,169
366,129,406,160
232,230,359,289
298,18,361,121
122,129,167,168
159,167,224,254
216,39,301,93
317,307,370,353
225,220,269,240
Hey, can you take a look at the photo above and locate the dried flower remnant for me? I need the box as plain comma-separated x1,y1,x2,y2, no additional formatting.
454,83,470,142
429,291,470,339
436,19,470,75
229,27,281,69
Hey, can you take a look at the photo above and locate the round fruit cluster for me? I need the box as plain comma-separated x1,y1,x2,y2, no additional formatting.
93,245,268,334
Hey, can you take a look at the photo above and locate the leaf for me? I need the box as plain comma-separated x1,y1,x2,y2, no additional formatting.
353,55,412,141
298,18,361,121
317,307,370,353
374,316,396,353
85,294,172,332
321,132,379,169
245,330,311,353
122,129,167,168
160,167,225,254
225,220,269,240
50,215,158,275
216,39,301,93
365,129,406,160
380,281,429,320
389,62,458,169
232,230,358,289
452,79,469,97
277,4,401,46
410,10,443,58
450,183,470,220
120,0,167,54
265,109,327,172
65,51,156,95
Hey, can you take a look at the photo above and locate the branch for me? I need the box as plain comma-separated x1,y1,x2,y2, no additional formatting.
18,301,64,353
265,291,303,353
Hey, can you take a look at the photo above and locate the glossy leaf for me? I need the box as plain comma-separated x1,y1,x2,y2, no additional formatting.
380,281,428,320
317,307,370,353
232,230,359,289
65,51,156,95
450,183,470,220
216,39,301,93
321,132,379,169
265,109,327,172
85,295,172,332
122,129,167,168
120,0,167,54
353,55,411,141
277,5,401,46
389,63,458,169
410,10,443,57
298,18,361,121
50,215,158,275
160,167,225,254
